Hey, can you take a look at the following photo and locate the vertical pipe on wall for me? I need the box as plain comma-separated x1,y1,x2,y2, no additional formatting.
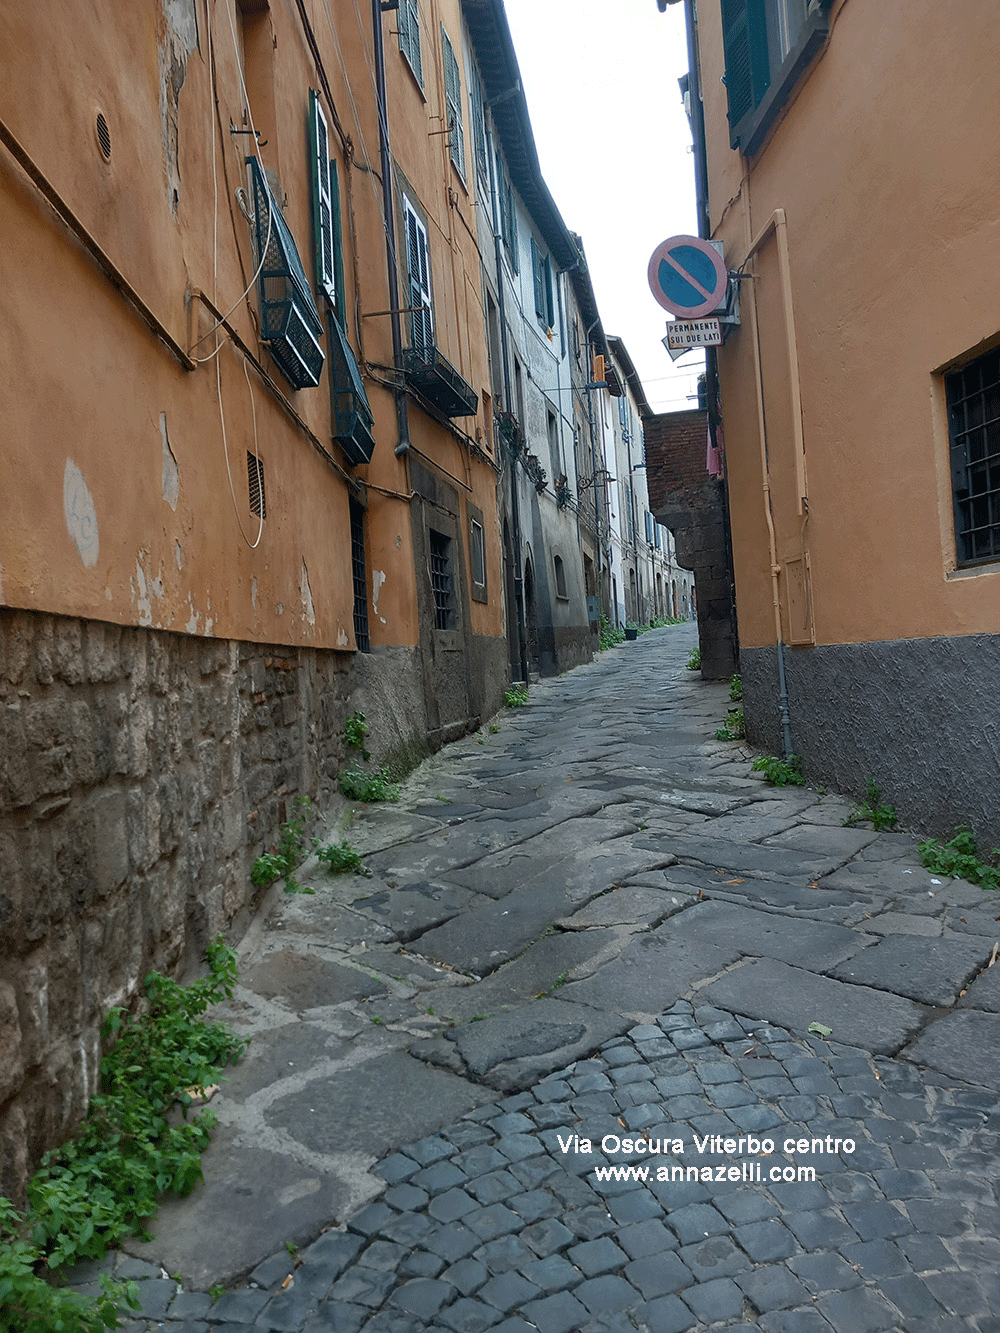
371,0,411,458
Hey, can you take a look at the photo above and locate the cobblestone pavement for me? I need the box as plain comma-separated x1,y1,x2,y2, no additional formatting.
67,625,1000,1331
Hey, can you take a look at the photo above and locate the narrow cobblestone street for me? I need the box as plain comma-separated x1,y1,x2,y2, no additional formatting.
73,625,1000,1332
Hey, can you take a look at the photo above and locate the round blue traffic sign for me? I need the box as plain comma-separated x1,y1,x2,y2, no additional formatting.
647,235,728,318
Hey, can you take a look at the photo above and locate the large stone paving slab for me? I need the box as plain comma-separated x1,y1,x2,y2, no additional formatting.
902,1010,1000,1089
441,997,626,1090
243,949,386,1013
700,958,925,1055
349,879,476,942
828,934,994,1006
558,932,741,1019
959,959,1000,1011
264,1051,492,1156
660,899,872,971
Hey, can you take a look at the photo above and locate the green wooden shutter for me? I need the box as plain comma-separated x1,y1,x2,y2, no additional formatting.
309,90,336,304
329,158,346,329
531,238,546,322
404,197,433,355
469,59,487,180
721,0,770,148
441,28,466,178
398,0,422,86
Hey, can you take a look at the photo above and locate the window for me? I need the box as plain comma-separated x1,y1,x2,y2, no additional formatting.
497,153,518,272
429,529,456,628
554,554,568,600
349,498,370,651
547,410,560,478
403,195,433,355
441,28,466,179
309,91,337,307
531,238,553,329
470,518,486,589
468,57,488,182
721,0,830,154
946,346,1000,567
397,0,422,87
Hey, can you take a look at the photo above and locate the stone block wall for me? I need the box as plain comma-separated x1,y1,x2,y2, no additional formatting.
0,609,443,1202
644,408,738,680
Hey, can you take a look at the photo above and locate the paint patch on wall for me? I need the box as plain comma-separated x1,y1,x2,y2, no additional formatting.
63,460,100,567
251,576,259,611
132,558,165,628
301,561,316,626
158,0,198,215
372,569,388,624
337,626,349,646
161,413,179,510
175,541,183,569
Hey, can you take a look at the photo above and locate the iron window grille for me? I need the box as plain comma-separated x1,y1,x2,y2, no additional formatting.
946,347,1000,567
246,157,325,390
350,498,371,651
429,529,456,629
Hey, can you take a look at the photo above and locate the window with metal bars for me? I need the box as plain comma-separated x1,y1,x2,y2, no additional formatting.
349,498,370,651
429,529,456,629
247,452,266,518
946,346,1000,567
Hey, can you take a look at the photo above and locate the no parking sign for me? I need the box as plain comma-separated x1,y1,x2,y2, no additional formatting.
648,235,728,319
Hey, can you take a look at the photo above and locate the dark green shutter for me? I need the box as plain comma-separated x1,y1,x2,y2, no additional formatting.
398,0,422,86
721,0,769,148
442,28,466,178
531,238,545,322
310,90,336,304
329,158,346,329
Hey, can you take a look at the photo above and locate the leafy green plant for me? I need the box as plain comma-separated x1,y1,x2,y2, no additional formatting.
339,766,400,803
490,723,499,734
314,840,367,875
503,684,529,707
599,615,625,651
345,711,370,761
687,647,701,671
844,779,897,831
0,940,245,1331
251,798,314,893
729,673,743,702
752,753,805,786
715,709,745,741
918,826,1000,891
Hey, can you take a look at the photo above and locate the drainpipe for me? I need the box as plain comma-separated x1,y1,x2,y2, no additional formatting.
486,132,527,683
371,0,410,457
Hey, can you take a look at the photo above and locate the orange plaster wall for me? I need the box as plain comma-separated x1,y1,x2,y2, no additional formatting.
699,0,1000,649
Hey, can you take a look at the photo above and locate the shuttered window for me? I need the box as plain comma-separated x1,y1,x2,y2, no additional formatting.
309,90,347,316
531,238,553,329
468,58,488,181
497,153,518,273
722,0,828,153
403,196,434,355
397,0,422,87
441,28,466,179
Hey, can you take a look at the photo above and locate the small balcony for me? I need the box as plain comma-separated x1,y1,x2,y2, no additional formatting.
247,158,325,391
327,313,376,466
402,345,478,418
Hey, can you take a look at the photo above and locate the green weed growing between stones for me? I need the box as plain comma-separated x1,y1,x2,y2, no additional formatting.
598,615,625,650
250,799,314,894
339,767,401,803
752,754,805,786
314,840,368,876
715,709,745,741
687,647,701,671
0,939,246,1331
844,779,897,831
918,826,1000,891
345,712,370,761
503,684,529,707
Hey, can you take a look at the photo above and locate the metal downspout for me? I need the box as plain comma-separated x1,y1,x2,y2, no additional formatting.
486,133,527,683
371,0,410,457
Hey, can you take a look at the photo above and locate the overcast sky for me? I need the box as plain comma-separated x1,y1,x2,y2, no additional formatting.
502,0,705,414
